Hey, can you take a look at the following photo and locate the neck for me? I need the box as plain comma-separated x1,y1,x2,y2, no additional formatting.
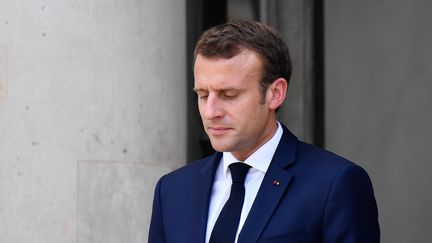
232,121,278,161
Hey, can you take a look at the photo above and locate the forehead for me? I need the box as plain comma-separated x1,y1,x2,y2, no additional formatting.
194,50,263,89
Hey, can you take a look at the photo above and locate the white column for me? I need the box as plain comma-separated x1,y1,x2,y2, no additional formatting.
0,1,186,242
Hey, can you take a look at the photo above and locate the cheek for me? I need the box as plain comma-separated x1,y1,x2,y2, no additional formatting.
242,103,268,128
239,98,263,115
230,103,257,124
197,102,205,116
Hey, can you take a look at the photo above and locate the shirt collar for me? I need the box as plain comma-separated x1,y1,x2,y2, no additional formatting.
222,122,283,178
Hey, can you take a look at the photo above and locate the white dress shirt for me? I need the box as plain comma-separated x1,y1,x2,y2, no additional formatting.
205,122,283,243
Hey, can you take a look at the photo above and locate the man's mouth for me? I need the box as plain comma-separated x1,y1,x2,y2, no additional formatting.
207,127,232,136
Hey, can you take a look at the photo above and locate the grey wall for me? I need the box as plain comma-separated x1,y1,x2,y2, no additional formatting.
326,0,432,242
0,0,186,242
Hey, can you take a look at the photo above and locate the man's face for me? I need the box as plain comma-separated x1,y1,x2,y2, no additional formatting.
194,49,277,161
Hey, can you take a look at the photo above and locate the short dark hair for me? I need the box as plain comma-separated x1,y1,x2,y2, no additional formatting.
194,20,292,98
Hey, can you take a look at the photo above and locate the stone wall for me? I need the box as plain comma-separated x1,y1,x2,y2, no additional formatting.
0,0,186,242
326,0,432,242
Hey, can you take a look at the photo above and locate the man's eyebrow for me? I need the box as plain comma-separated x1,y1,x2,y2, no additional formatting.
220,87,242,92
193,87,241,92
192,88,206,93
219,87,241,91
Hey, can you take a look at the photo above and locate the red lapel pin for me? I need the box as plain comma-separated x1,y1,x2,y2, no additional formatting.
272,179,280,186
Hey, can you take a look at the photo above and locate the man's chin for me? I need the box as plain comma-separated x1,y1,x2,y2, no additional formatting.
208,140,232,153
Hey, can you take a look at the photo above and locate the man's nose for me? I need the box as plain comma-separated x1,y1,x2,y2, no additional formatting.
204,95,224,120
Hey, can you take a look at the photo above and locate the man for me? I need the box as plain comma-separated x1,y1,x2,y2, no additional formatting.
148,20,380,243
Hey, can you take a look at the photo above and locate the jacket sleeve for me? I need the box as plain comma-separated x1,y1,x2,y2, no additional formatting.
148,177,166,243
323,163,380,243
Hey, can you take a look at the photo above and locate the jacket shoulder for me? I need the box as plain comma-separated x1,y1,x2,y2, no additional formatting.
160,153,219,183
297,141,360,168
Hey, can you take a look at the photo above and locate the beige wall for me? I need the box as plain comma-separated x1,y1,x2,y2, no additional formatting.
0,0,186,242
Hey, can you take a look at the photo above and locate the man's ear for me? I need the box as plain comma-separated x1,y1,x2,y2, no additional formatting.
267,78,288,110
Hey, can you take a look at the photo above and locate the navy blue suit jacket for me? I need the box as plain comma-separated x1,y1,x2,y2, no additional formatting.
148,125,380,243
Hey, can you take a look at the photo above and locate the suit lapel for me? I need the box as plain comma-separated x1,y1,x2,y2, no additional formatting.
188,153,221,243
238,126,298,243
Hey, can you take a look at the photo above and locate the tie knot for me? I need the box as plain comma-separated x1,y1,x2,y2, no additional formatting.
229,162,251,184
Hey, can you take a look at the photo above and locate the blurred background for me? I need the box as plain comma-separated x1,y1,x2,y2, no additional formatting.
0,0,431,242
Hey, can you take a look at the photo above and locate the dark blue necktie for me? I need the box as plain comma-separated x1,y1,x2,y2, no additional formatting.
209,162,251,243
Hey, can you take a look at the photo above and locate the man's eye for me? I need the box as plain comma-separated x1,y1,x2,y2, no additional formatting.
199,95,208,100
223,94,238,99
